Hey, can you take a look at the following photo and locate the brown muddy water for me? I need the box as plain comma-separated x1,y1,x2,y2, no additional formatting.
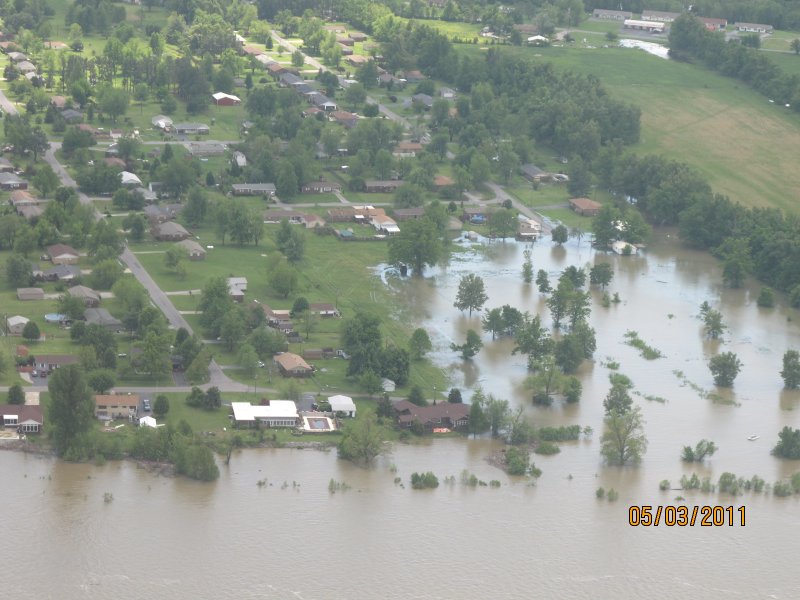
5,231,800,599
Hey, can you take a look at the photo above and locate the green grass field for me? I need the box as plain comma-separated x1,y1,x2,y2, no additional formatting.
461,43,800,214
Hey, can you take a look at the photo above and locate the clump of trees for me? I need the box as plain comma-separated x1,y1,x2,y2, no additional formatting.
337,414,389,465
709,352,742,387
410,472,439,489
681,439,718,462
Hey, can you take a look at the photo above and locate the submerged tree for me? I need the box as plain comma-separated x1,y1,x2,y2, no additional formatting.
601,405,648,466
454,273,488,317
709,352,742,387
781,350,800,389
681,439,718,462
337,414,389,465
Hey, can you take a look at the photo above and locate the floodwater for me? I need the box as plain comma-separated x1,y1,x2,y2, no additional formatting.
619,38,670,59
6,231,800,599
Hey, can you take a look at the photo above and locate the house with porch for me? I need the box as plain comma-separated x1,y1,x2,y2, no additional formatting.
95,394,139,420
231,401,299,428
1,405,44,433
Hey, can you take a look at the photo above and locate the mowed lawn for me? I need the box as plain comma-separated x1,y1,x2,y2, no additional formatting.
468,44,800,214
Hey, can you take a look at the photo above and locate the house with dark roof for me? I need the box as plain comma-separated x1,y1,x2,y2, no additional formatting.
32,354,78,372
1,404,44,433
174,123,210,135
68,285,101,307
392,400,470,432
153,221,190,241
592,8,633,20
301,179,342,193
364,180,404,193
393,207,425,221
40,264,81,282
411,93,433,109
520,164,548,183
232,183,276,196
0,172,28,190
177,239,206,260
84,308,123,331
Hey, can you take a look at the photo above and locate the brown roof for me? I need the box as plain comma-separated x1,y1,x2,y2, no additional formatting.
0,404,44,425
274,352,312,372
10,190,35,204
394,141,423,153
68,285,100,301
568,197,602,211
393,401,470,425
47,243,79,259
309,303,337,312
94,394,139,408
331,110,358,122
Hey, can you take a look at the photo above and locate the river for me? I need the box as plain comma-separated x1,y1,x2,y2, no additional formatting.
5,231,800,599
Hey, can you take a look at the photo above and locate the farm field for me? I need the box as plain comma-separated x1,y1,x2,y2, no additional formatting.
461,43,800,214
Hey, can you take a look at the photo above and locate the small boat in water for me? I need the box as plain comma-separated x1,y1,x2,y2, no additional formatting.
747,435,759,441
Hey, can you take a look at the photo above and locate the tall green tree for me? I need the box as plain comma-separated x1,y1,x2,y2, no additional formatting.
601,405,648,466
337,414,388,465
409,328,432,360
451,329,483,360
782,350,800,389
709,352,742,387
47,364,95,457
453,273,488,317
388,217,443,275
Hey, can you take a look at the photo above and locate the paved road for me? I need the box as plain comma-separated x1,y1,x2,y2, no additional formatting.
43,141,240,391
485,182,551,234
0,88,19,116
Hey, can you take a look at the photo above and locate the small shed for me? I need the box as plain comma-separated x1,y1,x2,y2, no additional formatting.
382,378,396,392
6,315,29,336
139,416,158,428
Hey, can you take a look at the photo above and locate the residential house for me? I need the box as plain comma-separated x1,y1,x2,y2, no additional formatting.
336,35,355,46
327,207,358,222
144,204,175,223
266,62,287,76
84,308,122,331
403,70,425,82
303,214,326,229
274,352,313,377
592,8,633,20
279,72,303,87
624,19,666,33
735,22,773,33
232,183,276,196
433,175,455,189
512,23,539,35
177,239,206,260
16,204,43,221
151,114,173,132
174,123,210,135
301,179,341,193
0,172,28,190
371,213,400,234
0,156,14,172
1,404,44,433
7,51,28,62
212,92,241,106
346,54,370,66
382,378,396,392
153,221,190,241
119,171,143,187
411,93,433,109
15,61,36,73
309,93,337,111
393,400,471,431
364,180,404,193
310,303,340,318
520,163,548,183
232,151,247,169
327,395,356,417
40,264,81,282
44,41,69,50
378,72,404,88
184,141,228,156
517,219,541,240
60,108,83,123
32,354,78,372
330,110,359,128
263,209,305,224
50,95,69,109
699,17,727,30
303,348,335,360
349,32,368,42
303,106,323,118
227,277,247,302
9,190,36,207
641,10,681,22
569,197,602,216
338,43,354,56
231,401,299,428
393,207,425,221
6,315,29,336
94,394,139,420
462,206,494,224
47,243,80,265
16,287,44,301
393,141,423,158
242,45,263,56
68,284,101,307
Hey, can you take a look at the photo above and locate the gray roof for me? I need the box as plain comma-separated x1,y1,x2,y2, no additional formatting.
0,172,25,184
84,307,122,327
232,183,277,193
44,264,81,279
521,164,545,177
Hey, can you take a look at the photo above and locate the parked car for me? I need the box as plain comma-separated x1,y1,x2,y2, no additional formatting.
143,399,151,412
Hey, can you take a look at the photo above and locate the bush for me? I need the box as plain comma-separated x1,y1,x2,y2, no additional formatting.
534,441,560,455
596,487,605,499
659,479,670,491
537,425,581,441
410,471,439,489
757,287,775,308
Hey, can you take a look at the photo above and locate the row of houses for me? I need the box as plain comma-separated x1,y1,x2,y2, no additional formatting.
17,284,102,307
593,8,773,32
